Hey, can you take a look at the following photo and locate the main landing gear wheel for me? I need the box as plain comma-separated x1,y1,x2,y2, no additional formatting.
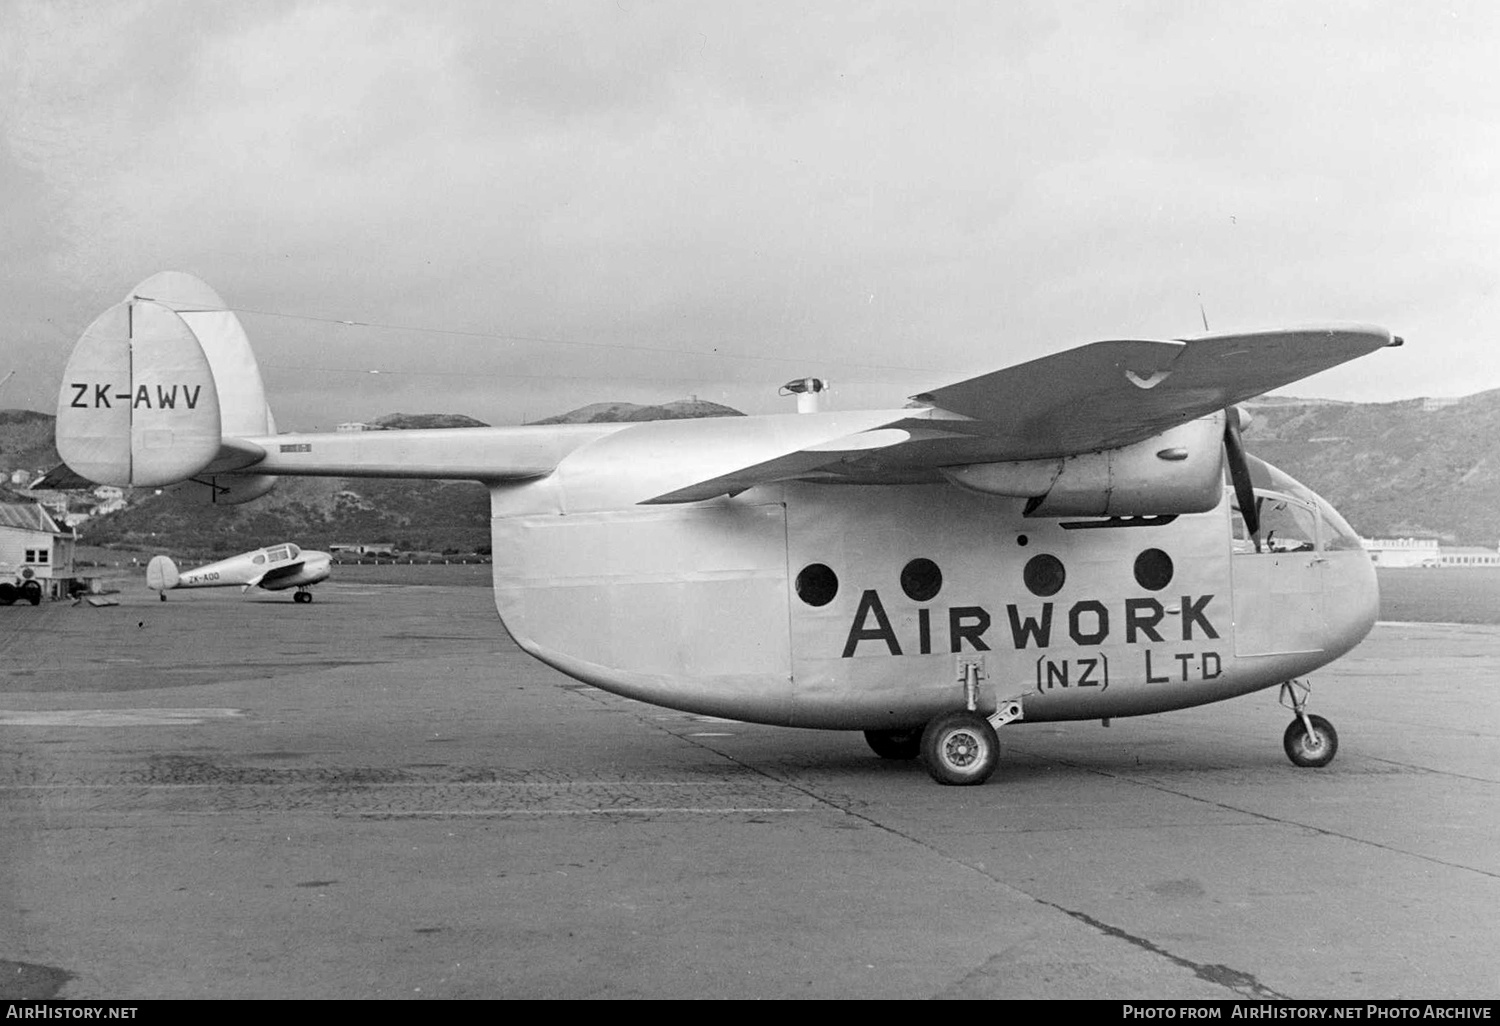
1284,714,1338,768
920,711,1000,786
864,728,921,760
293,590,313,604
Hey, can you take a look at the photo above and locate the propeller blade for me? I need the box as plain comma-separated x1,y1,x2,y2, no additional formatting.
1224,408,1260,541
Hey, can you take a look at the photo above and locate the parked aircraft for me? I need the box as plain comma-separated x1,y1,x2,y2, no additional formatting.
146,544,331,603
50,272,1400,784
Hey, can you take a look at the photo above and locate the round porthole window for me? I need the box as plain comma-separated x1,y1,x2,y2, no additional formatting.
1133,548,1174,591
900,558,942,602
1023,554,1066,597
795,563,839,606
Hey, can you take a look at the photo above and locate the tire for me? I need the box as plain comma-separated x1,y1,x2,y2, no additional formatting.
920,711,1000,785
1284,714,1338,768
864,728,921,760
21,581,42,606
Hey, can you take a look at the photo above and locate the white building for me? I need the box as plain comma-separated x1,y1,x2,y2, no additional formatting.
1362,537,1441,568
1438,547,1500,568
0,502,77,602
1362,536,1500,568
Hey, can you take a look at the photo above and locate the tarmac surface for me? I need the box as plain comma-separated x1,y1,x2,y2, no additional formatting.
0,570,1495,1000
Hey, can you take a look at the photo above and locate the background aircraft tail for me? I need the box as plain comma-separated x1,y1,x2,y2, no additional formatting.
145,555,180,592
55,272,278,504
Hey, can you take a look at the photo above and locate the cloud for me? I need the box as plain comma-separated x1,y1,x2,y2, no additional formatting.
4,2,1500,424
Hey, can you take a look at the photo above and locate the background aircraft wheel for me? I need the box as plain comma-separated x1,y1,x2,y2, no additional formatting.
863,728,921,760
22,581,42,606
1283,714,1338,768
920,711,999,786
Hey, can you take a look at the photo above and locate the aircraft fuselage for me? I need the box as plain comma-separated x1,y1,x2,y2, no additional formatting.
489,471,1376,730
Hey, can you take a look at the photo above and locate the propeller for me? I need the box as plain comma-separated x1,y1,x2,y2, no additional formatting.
1223,407,1260,544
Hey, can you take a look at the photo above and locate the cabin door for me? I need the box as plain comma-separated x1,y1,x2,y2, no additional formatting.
1231,489,1328,657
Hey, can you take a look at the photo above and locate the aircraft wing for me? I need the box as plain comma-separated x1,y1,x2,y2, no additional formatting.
249,560,307,590
910,324,1397,459
640,324,1396,503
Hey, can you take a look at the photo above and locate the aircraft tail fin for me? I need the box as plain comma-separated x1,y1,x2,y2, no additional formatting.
56,273,278,502
146,555,180,592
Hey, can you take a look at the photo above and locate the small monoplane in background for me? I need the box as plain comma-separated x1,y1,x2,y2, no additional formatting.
147,544,331,604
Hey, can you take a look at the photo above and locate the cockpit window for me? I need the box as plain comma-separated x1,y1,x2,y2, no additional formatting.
267,546,290,562
1232,489,1320,554
253,554,267,565
288,544,300,558
1232,459,1363,554
1257,494,1319,553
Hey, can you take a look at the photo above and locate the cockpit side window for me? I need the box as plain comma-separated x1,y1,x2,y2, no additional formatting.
253,554,267,565
267,546,290,562
1232,489,1320,554
1257,494,1319,553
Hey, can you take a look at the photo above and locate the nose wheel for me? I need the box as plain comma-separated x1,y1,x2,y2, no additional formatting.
1279,680,1338,768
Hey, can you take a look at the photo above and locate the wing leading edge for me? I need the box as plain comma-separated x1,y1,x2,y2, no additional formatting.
639,323,1397,504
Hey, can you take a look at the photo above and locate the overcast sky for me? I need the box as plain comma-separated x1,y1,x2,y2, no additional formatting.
3,1,1497,429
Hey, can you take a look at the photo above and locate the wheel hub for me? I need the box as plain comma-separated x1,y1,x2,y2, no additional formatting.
944,731,980,767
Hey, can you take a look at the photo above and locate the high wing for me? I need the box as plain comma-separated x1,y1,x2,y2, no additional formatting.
912,325,1396,455
639,324,1398,503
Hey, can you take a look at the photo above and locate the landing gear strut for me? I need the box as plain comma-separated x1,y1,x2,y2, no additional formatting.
1279,679,1338,768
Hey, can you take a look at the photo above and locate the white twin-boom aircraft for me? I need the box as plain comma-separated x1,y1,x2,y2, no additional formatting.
51,272,1400,784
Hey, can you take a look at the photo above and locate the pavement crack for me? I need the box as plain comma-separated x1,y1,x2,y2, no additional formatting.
1031,902,1287,999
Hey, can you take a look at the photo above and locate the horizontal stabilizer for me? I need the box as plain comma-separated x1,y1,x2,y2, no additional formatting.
30,463,95,490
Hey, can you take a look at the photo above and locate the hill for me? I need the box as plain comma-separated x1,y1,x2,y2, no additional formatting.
531,399,743,424
0,409,60,472
371,413,490,430
1241,388,1500,544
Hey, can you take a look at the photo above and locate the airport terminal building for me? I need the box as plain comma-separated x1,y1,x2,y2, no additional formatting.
1363,536,1500,568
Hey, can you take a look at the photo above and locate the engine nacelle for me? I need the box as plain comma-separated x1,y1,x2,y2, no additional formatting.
941,413,1226,517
